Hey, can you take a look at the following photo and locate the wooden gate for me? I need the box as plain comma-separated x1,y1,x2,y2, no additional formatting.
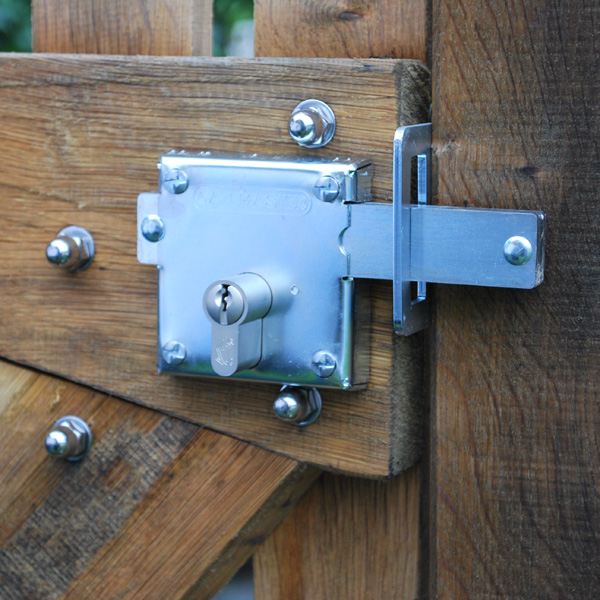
0,0,597,598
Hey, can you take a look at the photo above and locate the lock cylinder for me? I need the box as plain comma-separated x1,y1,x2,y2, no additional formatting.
203,273,272,376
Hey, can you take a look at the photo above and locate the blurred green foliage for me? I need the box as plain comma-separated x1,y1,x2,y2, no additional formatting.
0,0,253,54
0,0,31,52
213,0,253,56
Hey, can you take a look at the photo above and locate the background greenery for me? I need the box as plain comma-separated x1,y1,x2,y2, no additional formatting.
0,0,253,55
0,0,31,51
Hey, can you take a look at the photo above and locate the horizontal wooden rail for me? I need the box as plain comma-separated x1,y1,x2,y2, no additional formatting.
0,360,318,598
0,54,429,477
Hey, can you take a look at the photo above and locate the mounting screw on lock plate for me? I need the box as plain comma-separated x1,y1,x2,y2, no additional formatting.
137,122,546,393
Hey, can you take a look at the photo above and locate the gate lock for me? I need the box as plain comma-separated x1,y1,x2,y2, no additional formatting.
138,123,546,392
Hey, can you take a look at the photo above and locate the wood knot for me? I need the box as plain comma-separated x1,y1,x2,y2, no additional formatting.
339,10,363,21
518,165,542,178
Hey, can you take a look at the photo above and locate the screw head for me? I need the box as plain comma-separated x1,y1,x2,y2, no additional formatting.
288,100,336,148
504,236,533,266
162,168,189,194
273,386,322,426
161,340,186,365
313,175,340,202
141,215,165,242
311,351,337,378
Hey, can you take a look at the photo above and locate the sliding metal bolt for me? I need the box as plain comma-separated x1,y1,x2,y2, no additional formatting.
273,386,322,426
45,416,92,462
46,225,95,272
289,100,336,148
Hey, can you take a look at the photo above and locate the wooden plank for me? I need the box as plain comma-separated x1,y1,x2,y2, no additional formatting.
32,0,212,56
0,54,429,478
0,359,318,599
254,0,428,63
253,4,428,598
431,0,600,598
254,468,420,599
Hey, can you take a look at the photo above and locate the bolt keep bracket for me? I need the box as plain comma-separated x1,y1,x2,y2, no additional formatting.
137,123,546,390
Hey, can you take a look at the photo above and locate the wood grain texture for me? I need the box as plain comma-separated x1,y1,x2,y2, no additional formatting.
0,359,317,599
0,54,429,478
431,0,600,598
32,0,212,56
255,0,428,63
253,6,427,599
254,468,420,599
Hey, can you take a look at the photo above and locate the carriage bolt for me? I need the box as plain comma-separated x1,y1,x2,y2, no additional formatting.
46,226,95,272
273,386,322,426
288,99,336,148
45,416,92,462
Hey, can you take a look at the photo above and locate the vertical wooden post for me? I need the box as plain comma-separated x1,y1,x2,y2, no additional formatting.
32,0,212,55
431,0,600,598
254,1,429,597
255,0,428,62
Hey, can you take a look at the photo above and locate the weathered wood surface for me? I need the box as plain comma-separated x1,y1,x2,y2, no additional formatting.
431,0,600,598
254,468,421,599
21,4,309,599
32,0,213,56
255,0,428,63
253,4,428,599
0,359,318,599
0,54,429,478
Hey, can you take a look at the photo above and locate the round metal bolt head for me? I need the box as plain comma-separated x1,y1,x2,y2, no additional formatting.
161,341,187,365
162,168,189,194
289,99,336,148
289,111,320,145
45,430,69,456
311,351,337,378
504,236,533,266
46,226,95,272
141,214,165,242
274,392,309,422
313,175,340,202
45,416,92,462
273,386,322,426
204,283,245,326
46,237,78,269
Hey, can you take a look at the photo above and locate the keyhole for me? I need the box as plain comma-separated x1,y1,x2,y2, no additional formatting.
204,281,245,326
219,285,231,325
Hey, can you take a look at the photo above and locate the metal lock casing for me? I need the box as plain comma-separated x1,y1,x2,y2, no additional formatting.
138,152,373,390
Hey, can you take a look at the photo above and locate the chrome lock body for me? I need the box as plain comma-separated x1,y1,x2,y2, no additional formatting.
138,124,546,391
138,152,373,390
